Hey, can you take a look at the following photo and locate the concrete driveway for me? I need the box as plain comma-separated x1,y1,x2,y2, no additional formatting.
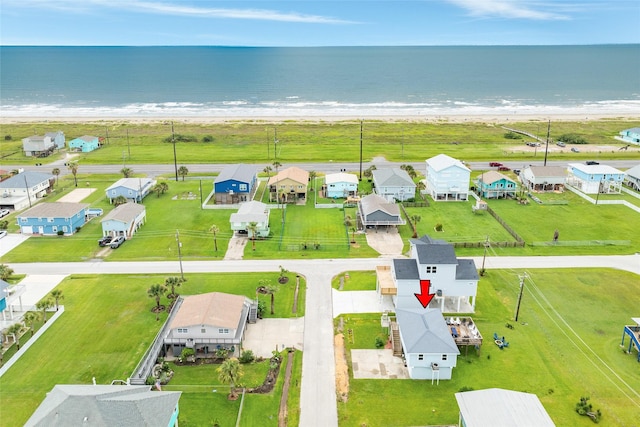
244,317,304,358
365,227,405,256
224,235,248,260
351,349,409,379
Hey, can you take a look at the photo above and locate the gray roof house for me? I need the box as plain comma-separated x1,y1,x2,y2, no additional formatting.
100,202,146,239
357,194,405,228
0,171,54,211
396,308,460,380
520,166,567,192
214,164,259,204
455,388,555,426
229,200,270,237
624,164,640,191
24,384,181,427
372,168,416,202
105,178,156,204
22,135,57,157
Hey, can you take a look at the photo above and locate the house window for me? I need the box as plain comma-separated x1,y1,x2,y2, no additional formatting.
177,328,188,333
128,190,133,195
201,328,206,333
418,354,424,361
219,328,229,334
111,190,117,195
442,354,448,361
426,266,437,274
239,184,247,191
21,218,27,223
62,226,68,232
52,226,58,232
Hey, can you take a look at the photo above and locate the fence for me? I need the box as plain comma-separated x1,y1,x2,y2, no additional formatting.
485,205,525,244
529,240,630,247
452,240,524,248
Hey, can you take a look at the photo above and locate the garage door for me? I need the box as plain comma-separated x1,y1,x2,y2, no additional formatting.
21,226,33,234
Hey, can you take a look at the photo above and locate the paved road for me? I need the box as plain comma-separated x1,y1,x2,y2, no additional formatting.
7,254,640,427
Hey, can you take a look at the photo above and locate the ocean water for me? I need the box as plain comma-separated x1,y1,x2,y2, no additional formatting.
1,45,639,118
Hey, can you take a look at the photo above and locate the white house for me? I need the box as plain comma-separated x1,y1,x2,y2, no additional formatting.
567,163,625,194
105,178,156,203
425,154,470,201
520,166,567,192
100,202,146,239
624,164,640,191
372,168,416,202
324,172,358,199
0,171,54,211
229,200,270,237
396,308,460,381
22,135,56,157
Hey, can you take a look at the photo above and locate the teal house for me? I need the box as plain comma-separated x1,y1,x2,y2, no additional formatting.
69,135,100,152
618,127,640,145
475,171,517,199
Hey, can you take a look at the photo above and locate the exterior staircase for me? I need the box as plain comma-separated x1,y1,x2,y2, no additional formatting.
391,321,402,357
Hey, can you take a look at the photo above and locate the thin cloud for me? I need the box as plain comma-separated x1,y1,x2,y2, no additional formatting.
447,0,571,20
6,0,357,24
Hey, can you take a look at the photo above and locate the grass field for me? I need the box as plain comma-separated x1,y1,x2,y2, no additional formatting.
2,120,639,165
0,271,303,426
336,268,640,426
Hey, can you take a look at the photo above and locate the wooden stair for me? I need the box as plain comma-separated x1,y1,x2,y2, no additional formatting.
391,322,402,357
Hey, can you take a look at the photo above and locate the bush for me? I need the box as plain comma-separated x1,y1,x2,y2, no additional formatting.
558,133,588,144
435,223,443,232
0,221,8,230
57,230,64,236
202,135,214,142
163,134,198,143
4,135,11,141
239,349,255,364
503,131,522,140
180,347,195,363
375,336,385,348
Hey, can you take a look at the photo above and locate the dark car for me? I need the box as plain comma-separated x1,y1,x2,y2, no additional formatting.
110,236,126,249
586,161,600,165
489,162,503,167
497,166,511,172
98,236,113,247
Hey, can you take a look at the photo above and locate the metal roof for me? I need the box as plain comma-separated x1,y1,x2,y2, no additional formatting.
106,178,153,192
568,163,624,175
101,203,145,224
372,168,415,187
426,154,470,172
214,163,258,184
625,164,640,179
0,171,53,189
18,202,88,218
525,166,567,178
396,308,460,354
325,172,358,185
455,388,555,427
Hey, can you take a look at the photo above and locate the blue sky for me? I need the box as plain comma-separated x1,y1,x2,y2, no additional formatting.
1,0,638,46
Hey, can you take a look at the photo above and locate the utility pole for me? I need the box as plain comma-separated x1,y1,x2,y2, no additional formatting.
175,230,184,280
127,129,131,159
543,120,551,166
274,127,278,160
359,120,363,181
514,273,528,322
480,236,489,276
171,122,178,182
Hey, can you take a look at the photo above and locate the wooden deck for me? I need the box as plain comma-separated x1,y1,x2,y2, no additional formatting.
446,316,483,347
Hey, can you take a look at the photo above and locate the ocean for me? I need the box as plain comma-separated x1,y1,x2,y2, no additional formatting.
1,45,639,118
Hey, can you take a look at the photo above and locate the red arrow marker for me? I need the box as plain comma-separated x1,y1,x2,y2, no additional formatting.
415,279,435,308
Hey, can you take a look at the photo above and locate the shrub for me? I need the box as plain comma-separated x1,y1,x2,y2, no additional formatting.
0,221,8,230
202,135,214,142
180,347,195,363
435,223,443,232
503,131,522,140
375,336,385,348
239,350,255,364
4,135,12,141
558,133,588,144
57,230,64,236
163,134,198,143
458,386,474,392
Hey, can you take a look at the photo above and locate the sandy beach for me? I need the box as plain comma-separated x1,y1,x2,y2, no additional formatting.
1,113,639,125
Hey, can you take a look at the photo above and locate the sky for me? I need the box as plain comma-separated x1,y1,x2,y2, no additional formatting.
1,0,639,46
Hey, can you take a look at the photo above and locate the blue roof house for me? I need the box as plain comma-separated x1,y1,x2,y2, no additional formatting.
106,178,156,203
214,164,258,204
618,127,640,145
475,171,517,199
69,135,100,152
567,163,625,194
324,172,359,199
17,202,88,235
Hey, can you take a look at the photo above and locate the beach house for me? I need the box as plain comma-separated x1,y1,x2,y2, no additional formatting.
519,166,567,192
567,163,625,194
324,172,359,198
105,178,155,203
424,154,470,201
22,133,62,157
267,166,309,203
0,171,54,211
68,135,100,152
17,202,88,236
618,127,640,145
475,171,517,199
100,202,146,240
163,292,257,358
214,164,259,204
357,194,405,229
372,168,416,202
623,164,640,191
229,200,270,237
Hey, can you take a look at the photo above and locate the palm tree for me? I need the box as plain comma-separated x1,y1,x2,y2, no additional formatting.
263,165,272,180
36,298,53,323
217,357,243,399
308,170,317,191
23,311,40,336
410,214,421,238
147,283,167,321
165,276,183,299
159,182,169,194
344,215,356,243
178,166,189,181
52,167,60,186
272,161,282,205
247,222,258,250
259,279,279,315
153,183,164,197
209,224,220,252
7,323,22,349
50,289,64,311
113,195,127,206
0,264,13,281
67,161,79,187
120,167,133,178
401,164,417,179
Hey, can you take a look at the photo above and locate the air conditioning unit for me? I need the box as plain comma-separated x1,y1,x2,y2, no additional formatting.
436,289,443,297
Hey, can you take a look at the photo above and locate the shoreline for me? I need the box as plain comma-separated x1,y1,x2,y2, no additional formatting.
2,113,639,125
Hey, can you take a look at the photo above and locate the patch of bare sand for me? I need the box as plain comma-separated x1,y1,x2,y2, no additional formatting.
334,334,349,402
57,188,96,203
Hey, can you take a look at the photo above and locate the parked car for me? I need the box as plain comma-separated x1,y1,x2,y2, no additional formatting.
513,169,521,176
571,147,580,153
0,230,7,239
110,236,125,249
0,209,10,218
98,236,113,247
556,141,566,147
586,161,600,165
498,166,511,172
489,162,503,167
526,142,541,147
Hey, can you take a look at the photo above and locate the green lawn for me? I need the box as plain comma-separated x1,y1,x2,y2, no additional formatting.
0,271,303,427
331,271,378,291
336,268,640,426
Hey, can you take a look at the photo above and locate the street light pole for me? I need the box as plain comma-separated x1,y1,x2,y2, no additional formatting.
175,229,184,280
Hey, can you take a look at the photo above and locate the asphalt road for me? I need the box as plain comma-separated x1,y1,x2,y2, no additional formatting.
7,254,640,427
